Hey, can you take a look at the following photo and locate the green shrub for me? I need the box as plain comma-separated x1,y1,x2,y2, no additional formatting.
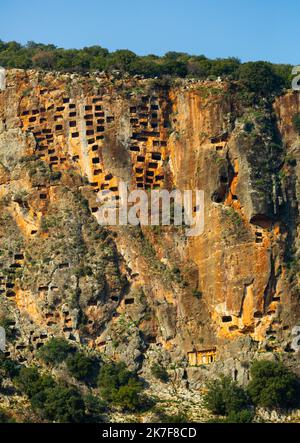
113,380,144,411
225,409,254,423
204,375,249,415
206,409,254,423
84,394,106,422
248,360,299,409
66,352,98,382
239,61,284,97
151,363,169,383
15,366,55,398
0,40,291,91
16,366,86,422
98,362,144,411
41,385,85,423
38,337,74,365
0,354,20,378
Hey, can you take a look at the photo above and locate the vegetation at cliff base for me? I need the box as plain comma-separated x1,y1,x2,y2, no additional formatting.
204,375,250,417
247,360,299,409
204,360,299,423
97,361,144,411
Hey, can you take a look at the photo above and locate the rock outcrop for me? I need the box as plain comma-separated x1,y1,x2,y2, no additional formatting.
0,69,299,388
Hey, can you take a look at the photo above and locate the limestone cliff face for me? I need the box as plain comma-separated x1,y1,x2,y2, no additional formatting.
0,69,299,382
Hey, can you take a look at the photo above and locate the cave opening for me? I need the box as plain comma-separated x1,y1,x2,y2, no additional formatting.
222,315,232,323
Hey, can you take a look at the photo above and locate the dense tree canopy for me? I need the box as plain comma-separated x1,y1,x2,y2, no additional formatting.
0,40,292,94
248,360,299,409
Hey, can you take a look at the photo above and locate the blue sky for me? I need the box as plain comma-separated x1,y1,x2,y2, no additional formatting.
0,0,298,64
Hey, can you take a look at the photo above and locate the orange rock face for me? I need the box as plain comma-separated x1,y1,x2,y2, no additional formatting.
0,70,299,372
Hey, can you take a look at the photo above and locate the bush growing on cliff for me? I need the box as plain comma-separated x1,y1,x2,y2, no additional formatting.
66,352,99,383
84,394,106,422
248,360,299,409
0,354,20,378
15,366,56,398
97,362,144,411
15,366,86,422
204,375,250,416
39,385,86,423
37,337,75,365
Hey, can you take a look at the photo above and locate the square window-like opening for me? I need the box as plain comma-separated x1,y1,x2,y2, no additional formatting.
222,315,232,323
152,152,161,160
148,162,158,169
125,298,134,305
